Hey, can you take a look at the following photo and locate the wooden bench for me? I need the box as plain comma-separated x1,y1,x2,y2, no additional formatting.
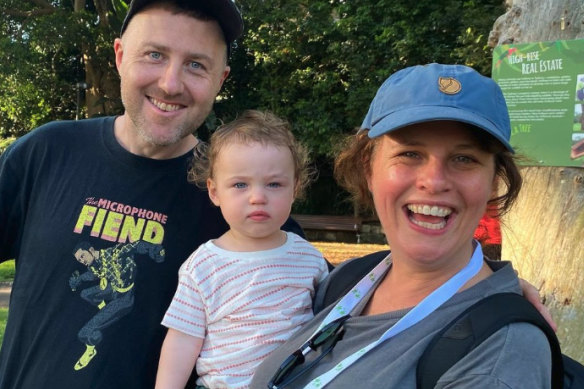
291,214,363,243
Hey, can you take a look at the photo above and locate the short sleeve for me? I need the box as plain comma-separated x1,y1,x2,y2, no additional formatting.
161,270,207,339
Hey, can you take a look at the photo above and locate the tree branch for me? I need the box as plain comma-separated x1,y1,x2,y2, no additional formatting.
28,0,55,11
3,0,56,18
4,8,55,17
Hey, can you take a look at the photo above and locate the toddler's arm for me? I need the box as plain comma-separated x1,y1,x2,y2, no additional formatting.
155,328,204,389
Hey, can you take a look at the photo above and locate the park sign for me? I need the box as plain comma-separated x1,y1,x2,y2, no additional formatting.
491,39,584,167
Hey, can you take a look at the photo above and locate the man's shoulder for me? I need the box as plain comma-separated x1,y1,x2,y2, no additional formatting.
35,116,114,139
8,117,115,151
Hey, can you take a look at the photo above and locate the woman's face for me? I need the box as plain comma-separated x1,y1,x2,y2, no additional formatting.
367,121,497,268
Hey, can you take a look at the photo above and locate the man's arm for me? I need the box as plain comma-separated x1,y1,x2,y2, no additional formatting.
0,143,25,262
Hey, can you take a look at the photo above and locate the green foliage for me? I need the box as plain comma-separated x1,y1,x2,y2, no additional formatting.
0,261,14,347
220,0,505,158
0,308,7,347
0,0,122,136
0,137,16,154
0,0,505,214
0,260,15,282
1,0,504,147
222,0,505,213
1,1,86,135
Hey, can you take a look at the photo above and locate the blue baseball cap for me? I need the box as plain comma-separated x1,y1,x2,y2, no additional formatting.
361,63,514,152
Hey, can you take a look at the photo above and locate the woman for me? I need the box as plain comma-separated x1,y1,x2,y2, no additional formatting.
251,64,552,388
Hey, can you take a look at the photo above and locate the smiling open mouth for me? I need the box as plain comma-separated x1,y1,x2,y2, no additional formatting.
407,204,452,230
149,97,182,112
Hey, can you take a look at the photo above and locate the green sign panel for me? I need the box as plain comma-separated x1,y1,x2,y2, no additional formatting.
492,39,584,167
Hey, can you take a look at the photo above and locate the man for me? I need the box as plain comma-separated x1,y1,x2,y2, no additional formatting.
0,1,299,388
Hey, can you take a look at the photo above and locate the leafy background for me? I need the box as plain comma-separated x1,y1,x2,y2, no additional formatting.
0,0,505,215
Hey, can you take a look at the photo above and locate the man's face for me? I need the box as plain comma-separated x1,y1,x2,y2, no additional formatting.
74,248,97,266
114,6,230,158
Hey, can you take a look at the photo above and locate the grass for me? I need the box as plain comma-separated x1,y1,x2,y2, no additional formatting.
0,260,15,282
0,260,10,346
0,308,7,347
0,260,14,346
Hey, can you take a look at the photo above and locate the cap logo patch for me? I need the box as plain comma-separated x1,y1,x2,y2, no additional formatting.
438,77,462,95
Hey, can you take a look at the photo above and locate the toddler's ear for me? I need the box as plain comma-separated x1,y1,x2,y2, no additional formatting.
207,179,220,206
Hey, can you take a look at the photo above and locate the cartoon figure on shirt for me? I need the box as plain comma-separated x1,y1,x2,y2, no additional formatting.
69,240,165,370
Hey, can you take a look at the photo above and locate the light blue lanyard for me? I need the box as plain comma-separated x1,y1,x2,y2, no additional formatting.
304,242,484,388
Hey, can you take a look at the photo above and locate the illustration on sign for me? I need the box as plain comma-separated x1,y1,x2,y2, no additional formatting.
492,39,584,167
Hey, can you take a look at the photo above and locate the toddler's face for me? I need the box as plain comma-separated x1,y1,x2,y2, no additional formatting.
207,141,296,250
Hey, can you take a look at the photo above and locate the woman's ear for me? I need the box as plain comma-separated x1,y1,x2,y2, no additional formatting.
366,170,374,192
207,178,220,206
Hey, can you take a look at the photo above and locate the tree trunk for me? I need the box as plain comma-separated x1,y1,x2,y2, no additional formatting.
78,0,123,118
83,47,122,117
74,0,85,12
83,48,107,117
490,0,584,363
502,167,584,362
489,0,584,45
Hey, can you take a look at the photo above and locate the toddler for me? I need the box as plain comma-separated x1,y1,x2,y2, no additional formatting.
155,110,329,389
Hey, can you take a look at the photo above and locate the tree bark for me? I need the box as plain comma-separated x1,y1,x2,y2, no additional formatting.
74,0,85,12
489,0,584,46
490,0,584,363
78,0,123,118
502,167,584,362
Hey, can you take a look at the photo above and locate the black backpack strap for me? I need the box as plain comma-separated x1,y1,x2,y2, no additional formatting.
562,354,584,389
313,250,390,314
416,292,564,389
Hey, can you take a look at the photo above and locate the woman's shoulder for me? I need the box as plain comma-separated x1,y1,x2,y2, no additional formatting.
437,322,551,388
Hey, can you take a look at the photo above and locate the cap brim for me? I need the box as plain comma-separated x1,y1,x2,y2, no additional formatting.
367,105,514,152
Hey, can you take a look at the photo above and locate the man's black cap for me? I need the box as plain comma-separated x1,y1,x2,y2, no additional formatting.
121,0,244,46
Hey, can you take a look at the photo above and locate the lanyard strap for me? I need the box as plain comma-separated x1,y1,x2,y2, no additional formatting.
304,242,484,389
